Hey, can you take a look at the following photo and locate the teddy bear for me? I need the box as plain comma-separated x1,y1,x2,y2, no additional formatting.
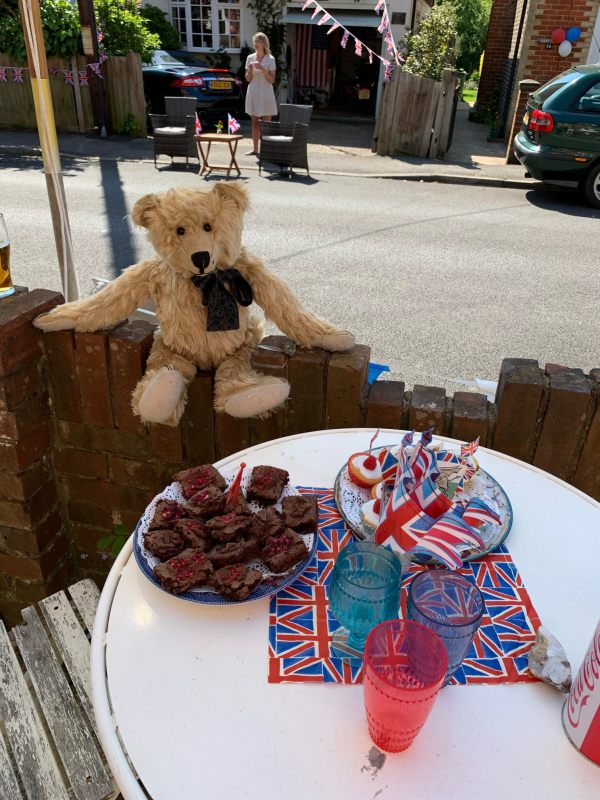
34,182,355,426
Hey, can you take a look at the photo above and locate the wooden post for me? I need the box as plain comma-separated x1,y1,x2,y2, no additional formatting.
18,0,79,301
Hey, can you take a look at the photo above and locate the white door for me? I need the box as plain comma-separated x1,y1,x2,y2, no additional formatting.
588,9,600,64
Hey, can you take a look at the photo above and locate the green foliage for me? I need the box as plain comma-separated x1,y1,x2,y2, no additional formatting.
245,0,285,84
206,47,232,69
97,523,129,556
437,0,491,75
403,4,458,82
116,112,141,135
95,0,160,64
140,4,181,51
0,0,80,61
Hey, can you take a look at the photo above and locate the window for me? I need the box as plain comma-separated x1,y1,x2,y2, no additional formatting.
576,80,600,113
534,70,578,102
171,0,241,52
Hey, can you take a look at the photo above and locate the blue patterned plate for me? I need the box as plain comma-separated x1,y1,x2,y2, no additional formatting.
334,445,513,562
134,469,317,605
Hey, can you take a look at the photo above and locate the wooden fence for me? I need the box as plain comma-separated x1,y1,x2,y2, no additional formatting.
0,52,146,137
373,68,459,159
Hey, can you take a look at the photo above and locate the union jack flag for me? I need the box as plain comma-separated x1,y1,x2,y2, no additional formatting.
12,67,24,83
227,114,240,134
62,69,73,86
0,67,6,82
461,497,501,529
78,70,89,87
90,63,103,79
269,493,541,686
195,112,202,135
461,437,480,458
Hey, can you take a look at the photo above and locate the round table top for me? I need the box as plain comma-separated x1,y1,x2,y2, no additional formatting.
91,429,600,799
194,133,243,141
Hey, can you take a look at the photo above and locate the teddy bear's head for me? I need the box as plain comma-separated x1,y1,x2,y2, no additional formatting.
131,182,250,277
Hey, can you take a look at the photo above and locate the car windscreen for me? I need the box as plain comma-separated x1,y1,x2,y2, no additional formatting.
533,70,579,102
153,54,186,66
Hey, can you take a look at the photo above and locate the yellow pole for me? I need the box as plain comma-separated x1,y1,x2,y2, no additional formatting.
18,0,80,300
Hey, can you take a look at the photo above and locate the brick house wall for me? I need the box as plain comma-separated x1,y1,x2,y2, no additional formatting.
1,288,600,625
479,0,600,137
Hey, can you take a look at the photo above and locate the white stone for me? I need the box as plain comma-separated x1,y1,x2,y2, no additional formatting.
528,625,572,692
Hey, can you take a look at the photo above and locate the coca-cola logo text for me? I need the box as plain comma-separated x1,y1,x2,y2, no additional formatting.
567,624,600,729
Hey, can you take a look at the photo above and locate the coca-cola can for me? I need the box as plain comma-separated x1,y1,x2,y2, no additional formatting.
562,620,600,766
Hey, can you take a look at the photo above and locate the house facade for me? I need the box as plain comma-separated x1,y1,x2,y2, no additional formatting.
143,0,433,115
478,0,600,141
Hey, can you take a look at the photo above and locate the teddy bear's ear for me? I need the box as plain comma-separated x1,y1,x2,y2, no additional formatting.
212,181,250,213
131,194,159,228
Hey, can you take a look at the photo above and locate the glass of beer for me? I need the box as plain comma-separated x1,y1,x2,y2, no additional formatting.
0,214,15,299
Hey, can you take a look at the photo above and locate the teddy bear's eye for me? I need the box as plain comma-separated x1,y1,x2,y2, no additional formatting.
176,226,185,236
203,223,212,232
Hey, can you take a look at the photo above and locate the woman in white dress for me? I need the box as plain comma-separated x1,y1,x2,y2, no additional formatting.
244,32,277,156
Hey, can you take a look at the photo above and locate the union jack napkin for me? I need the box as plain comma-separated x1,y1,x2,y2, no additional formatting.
268,489,542,685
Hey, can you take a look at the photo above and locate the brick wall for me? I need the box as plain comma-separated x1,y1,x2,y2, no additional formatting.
1,289,600,624
478,0,519,112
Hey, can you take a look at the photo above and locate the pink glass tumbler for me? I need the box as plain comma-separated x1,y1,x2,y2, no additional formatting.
363,619,448,753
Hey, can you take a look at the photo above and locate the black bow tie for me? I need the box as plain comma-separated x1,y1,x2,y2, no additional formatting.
191,268,253,332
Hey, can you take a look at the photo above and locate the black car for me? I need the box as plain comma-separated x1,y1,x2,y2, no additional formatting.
142,50,243,125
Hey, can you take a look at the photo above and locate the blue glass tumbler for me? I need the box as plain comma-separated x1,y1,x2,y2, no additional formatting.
407,570,484,684
328,542,402,660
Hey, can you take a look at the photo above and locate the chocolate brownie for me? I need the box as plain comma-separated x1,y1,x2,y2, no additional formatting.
223,491,251,516
207,538,260,569
205,512,252,544
174,518,210,550
148,499,187,530
186,484,226,518
143,529,186,560
246,465,289,505
174,464,227,499
211,564,263,601
249,507,285,542
261,529,309,574
281,495,318,533
154,548,214,594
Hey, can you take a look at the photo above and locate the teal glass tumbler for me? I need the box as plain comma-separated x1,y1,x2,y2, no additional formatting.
328,542,402,660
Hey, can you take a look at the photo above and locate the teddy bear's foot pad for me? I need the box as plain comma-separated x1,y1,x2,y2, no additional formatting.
138,366,186,424
223,379,290,419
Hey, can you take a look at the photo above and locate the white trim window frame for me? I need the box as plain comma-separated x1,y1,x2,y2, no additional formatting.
170,0,242,53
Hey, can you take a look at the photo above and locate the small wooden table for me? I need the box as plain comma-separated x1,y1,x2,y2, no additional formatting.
195,133,244,178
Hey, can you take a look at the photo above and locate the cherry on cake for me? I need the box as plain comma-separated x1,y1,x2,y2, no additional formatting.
347,452,382,488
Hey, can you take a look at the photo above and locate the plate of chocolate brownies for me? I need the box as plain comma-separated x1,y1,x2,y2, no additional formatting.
133,463,319,604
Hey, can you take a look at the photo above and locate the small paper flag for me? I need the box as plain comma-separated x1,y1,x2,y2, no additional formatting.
195,111,202,134
63,69,73,86
302,0,313,8
341,31,349,48
78,70,89,87
311,6,321,18
354,39,362,56
0,67,6,83
327,21,340,34
318,12,331,25
227,113,240,133
12,67,24,83
90,63,103,78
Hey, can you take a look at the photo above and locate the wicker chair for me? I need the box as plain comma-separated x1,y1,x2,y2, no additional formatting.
150,96,198,168
259,104,313,178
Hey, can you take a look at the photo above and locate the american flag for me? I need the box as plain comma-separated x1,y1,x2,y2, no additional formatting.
296,24,329,89
227,114,240,134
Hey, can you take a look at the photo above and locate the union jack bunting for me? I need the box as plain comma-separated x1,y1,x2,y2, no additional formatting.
327,22,340,34
63,69,74,86
354,39,362,56
461,437,480,458
383,62,394,83
90,63,103,78
375,0,384,12
78,70,89,87
377,10,389,34
269,491,541,686
12,67,24,83
318,12,331,25
341,31,349,49
0,67,6,82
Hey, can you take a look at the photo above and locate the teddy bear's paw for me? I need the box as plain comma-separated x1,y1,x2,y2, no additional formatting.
33,310,78,332
138,367,186,424
223,378,290,419
312,330,355,352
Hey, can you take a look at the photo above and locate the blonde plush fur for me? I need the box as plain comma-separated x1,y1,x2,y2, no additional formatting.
35,182,355,426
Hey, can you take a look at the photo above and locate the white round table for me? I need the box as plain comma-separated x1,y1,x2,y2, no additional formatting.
91,429,600,799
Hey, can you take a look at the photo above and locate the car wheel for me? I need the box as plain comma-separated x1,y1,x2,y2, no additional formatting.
582,163,600,209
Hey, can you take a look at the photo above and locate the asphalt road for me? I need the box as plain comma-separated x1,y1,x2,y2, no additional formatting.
3,152,600,394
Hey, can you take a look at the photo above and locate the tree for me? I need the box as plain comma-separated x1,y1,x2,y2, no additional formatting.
437,0,491,75
94,0,160,64
402,4,458,81
0,0,81,61
140,4,181,51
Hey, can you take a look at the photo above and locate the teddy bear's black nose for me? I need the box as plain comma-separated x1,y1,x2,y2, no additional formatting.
191,251,210,272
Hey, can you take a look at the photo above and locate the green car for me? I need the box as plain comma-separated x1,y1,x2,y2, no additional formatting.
514,65,600,207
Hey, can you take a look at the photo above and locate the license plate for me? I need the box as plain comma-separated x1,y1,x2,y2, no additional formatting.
210,81,232,90
523,111,529,126
358,89,370,100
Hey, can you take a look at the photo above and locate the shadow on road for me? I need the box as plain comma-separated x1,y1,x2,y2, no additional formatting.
524,188,600,219
99,159,137,277
1,154,87,175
